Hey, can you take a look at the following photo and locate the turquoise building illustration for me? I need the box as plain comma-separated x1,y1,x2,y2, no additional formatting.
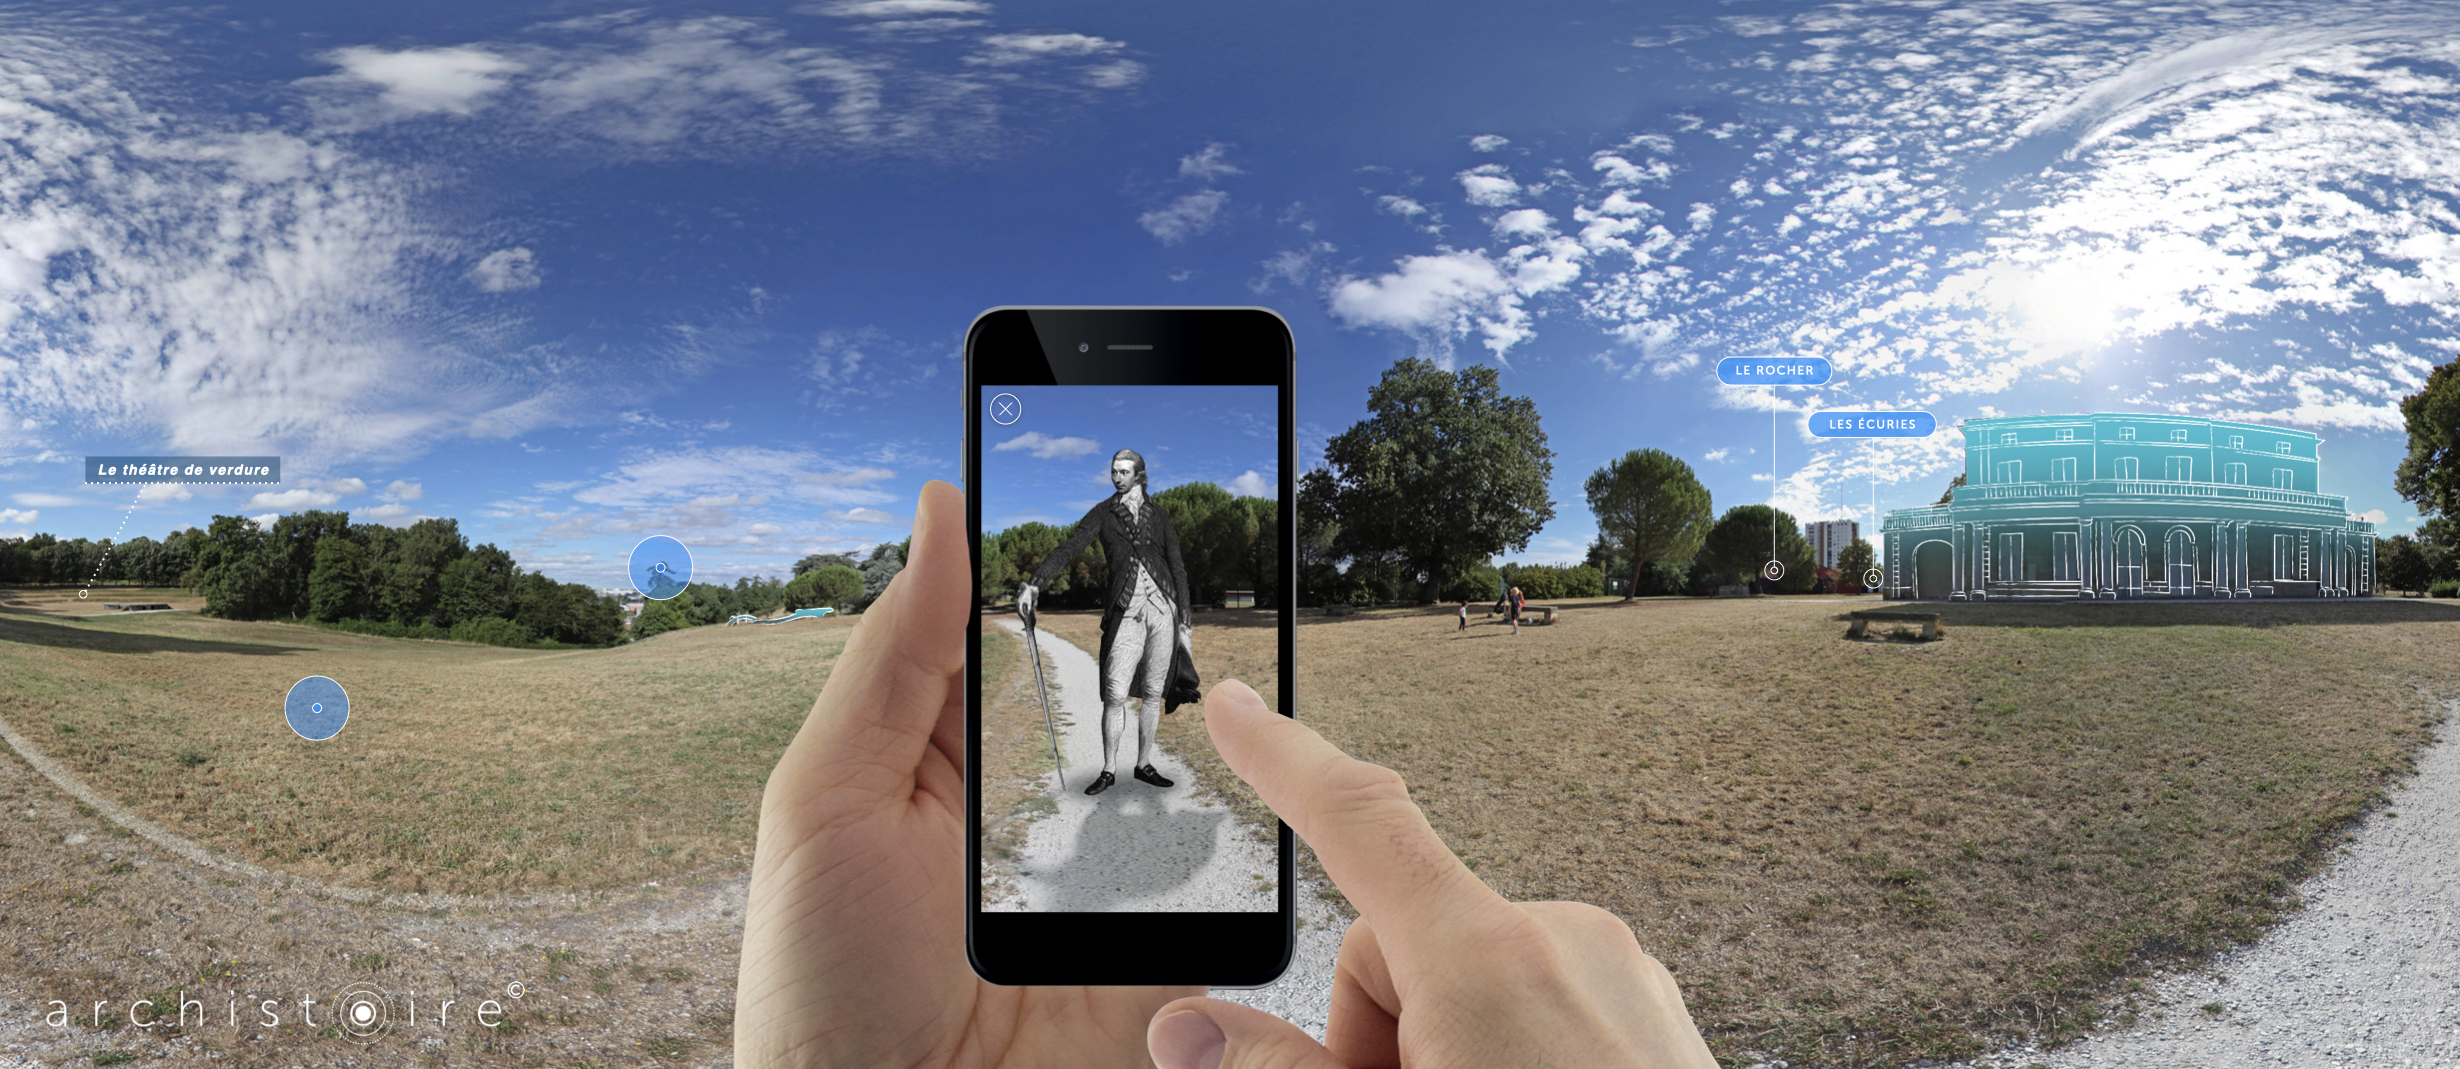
1882,414,2376,601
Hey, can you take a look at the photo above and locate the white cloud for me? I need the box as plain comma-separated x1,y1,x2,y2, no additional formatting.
747,522,785,535
1325,236,1587,364
2351,508,2388,524
995,431,1100,459
1139,190,1230,244
973,32,1125,65
1469,134,1510,152
1378,195,1427,218
135,484,192,504
468,247,543,292
837,507,894,523
246,488,343,510
574,446,895,508
325,477,368,495
1223,470,1272,497
385,480,425,501
1179,142,1242,180
1494,209,1552,237
11,493,83,508
810,0,991,15
318,45,524,118
1703,448,1733,462
355,502,420,525
0,508,35,524
1458,166,1520,207
248,513,281,530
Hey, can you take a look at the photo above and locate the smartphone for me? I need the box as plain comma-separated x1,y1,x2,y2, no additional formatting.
963,307,1296,986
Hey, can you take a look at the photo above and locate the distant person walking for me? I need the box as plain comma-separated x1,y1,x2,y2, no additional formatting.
1457,601,1469,630
1508,585,1525,636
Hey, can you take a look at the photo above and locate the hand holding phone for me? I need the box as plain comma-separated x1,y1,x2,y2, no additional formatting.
1144,682,1723,1069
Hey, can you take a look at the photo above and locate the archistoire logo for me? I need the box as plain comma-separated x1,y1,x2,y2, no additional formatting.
38,980,527,1047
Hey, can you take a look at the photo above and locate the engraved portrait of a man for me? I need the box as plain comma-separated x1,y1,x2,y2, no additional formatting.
1015,447,1199,795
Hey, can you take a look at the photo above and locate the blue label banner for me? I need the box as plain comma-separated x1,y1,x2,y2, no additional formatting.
1808,411,1935,438
1716,356,1831,386
85,456,282,484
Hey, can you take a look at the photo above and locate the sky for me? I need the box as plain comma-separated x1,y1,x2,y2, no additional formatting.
979,385,1278,535
1,0,2454,587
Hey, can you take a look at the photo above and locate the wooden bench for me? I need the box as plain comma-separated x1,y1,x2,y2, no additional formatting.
1846,609,1942,641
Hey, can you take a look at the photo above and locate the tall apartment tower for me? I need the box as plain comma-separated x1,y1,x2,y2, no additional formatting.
1805,519,1860,569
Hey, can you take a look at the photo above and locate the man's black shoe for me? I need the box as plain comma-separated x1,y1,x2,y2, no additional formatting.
1083,770,1116,796
1133,764,1174,788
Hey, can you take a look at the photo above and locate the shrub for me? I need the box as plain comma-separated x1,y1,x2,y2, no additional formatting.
2432,579,2460,599
448,616,534,647
1443,564,1502,603
633,599,688,640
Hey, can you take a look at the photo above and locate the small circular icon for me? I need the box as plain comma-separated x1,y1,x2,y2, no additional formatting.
1864,568,1884,589
989,392,1022,426
336,983,391,1045
77,589,88,600
506,981,525,1000
629,536,693,600
1077,343,1089,352
1761,560,1785,582
284,676,350,742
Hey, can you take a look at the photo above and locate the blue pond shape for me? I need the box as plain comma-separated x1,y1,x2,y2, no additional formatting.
285,675,350,742
630,536,694,601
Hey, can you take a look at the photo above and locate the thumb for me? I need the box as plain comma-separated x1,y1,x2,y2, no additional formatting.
1149,998,1346,1069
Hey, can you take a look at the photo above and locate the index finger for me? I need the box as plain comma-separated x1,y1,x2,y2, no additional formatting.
1202,679,1508,940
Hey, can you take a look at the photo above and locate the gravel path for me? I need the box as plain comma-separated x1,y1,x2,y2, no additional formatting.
985,619,1348,1037
1877,698,2460,1069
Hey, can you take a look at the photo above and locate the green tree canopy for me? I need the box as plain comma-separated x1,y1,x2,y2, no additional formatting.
2393,357,2460,521
1835,538,1877,589
1315,358,1554,602
2378,535,2430,596
1694,504,1817,593
793,552,859,576
1584,448,1713,602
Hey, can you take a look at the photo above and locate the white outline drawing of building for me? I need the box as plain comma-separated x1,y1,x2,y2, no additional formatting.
1881,414,2376,601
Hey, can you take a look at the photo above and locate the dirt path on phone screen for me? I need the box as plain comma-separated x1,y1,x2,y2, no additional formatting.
981,618,1345,1032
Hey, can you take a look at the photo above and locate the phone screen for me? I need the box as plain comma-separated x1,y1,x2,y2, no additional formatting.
964,307,1295,986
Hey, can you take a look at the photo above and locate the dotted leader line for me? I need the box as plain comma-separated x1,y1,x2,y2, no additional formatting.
78,486,148,602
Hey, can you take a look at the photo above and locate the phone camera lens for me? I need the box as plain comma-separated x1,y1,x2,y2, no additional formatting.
1078,343,1089,352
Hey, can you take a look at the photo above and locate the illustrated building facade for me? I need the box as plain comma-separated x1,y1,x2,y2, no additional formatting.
1882,414,2376,601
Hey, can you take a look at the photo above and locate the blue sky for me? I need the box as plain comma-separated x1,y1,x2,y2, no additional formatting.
1,0,2452,588
979,385,1278,535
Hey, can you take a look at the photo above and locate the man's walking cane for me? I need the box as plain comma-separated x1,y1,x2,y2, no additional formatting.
1021,611,1066,793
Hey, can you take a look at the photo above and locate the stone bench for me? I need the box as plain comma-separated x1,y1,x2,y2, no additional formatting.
1485,604,1556,624
1846,609,1942,641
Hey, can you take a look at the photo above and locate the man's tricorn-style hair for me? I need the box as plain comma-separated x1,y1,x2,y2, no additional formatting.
1111,448,1147,493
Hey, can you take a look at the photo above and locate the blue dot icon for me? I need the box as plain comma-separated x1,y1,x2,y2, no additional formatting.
630,536,694,600
286,676,350,742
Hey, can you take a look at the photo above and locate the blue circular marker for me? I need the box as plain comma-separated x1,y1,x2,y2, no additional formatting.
630,535,694,600
285,676,350,742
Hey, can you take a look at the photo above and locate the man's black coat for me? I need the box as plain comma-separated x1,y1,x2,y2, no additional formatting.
1024,492,1202,711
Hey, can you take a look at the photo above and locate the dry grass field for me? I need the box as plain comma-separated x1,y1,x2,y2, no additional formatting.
1282,595,2460,1066
0,593,845,896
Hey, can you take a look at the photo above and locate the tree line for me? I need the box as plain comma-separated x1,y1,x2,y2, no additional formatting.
1291,358,1868,607
980,481,1279,609
631,542,907,639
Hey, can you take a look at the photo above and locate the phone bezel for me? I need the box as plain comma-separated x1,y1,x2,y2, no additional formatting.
962,306,1298,987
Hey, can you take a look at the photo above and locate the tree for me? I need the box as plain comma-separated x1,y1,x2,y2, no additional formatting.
858,542,905,610
1314,358,1555,602
2378,535,2430,596
793,553,858,577
633,598,688,641
1584,448,1713,602
308,535,371,622
978,530,1020,605
1693,504,1817,593
437,543,518,625
1933,473,1966,506
812,564,865,609
1835,538,1877,591
192,515,287,620
2394,357,2460,522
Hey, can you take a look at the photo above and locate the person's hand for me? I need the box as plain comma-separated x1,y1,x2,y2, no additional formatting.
1145,680,1721,1069
1016,581,1039,625
737,480,1197,1068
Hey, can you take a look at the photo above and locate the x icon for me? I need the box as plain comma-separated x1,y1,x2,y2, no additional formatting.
990,393,1022,425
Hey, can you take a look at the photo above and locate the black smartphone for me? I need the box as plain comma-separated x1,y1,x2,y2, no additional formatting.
963,306,1296,987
